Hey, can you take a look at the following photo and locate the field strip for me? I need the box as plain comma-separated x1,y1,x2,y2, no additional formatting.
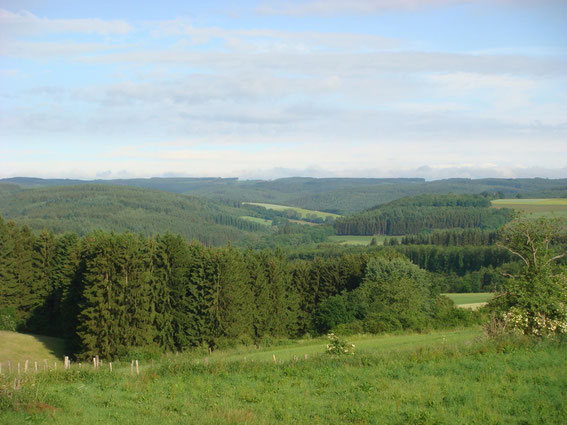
244,202,341,219
457,302,487,310
212,328,482,363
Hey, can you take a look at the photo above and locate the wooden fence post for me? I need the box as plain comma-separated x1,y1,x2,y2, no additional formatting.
304,354,308,360
272,354,276,363
17,362,21,376
24,360,29,373
109,362,113,372
135,360,139,375
35,361,38,372
131,360,134,376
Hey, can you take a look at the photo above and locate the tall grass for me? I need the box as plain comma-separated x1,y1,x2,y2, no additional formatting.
1,331,565,424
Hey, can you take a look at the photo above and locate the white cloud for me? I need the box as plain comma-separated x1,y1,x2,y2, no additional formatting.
0,9,131,37
257,0,560,16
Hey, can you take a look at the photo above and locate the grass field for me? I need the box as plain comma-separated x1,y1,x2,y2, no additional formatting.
2,328,566,424
491,199,567,221
443,293,494,310
443,293,494,305
328,235,400,246
0,331,65,364
245,202,341,220
240,216,273,226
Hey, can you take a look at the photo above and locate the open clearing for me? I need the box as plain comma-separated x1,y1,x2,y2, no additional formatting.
2,328,566,425
491,199,567,221
240,215,272,226
244,202,341,219
328,235,400,245
443,293,493,306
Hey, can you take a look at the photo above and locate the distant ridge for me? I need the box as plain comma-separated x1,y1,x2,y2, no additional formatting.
1,176,565,214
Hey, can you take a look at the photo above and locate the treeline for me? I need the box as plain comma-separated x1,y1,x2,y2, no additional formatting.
391,245,513,275
334,194,513,236
0,216,472,359
386,229,499,246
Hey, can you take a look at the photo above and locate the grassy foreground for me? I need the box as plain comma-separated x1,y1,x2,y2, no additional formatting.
1,328,566,425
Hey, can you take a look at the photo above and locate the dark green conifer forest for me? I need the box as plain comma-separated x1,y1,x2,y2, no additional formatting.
0,214,478,359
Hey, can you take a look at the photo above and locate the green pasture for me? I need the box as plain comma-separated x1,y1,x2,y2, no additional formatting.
328,235,399,246
240,216,272,226
2,328,567,425
491,199,567,221
443,293,494,306
245,202,341,219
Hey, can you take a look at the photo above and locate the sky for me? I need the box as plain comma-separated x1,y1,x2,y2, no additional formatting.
1,0,566,180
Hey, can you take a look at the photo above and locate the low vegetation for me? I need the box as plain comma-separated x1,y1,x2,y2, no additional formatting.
1,329,566,424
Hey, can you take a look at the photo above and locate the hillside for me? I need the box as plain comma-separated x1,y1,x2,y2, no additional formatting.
0,184,268,246
3,177,566,214
335,194,514,235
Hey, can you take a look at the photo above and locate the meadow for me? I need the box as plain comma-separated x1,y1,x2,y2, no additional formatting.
1,328,566,425
491,198,567,221
443,293,494,309
327,235,401,245
240,216,273,226
244,202,341,220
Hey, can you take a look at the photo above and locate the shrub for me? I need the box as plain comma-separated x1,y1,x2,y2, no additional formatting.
325,333,355,356
488,217,567,337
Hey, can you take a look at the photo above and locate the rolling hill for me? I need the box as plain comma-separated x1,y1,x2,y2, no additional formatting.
0,184,269,246
3,177,566,214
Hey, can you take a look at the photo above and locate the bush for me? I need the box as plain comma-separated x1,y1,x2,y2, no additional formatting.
325,333,355,356
116,345,163,361
488,217,567,337
363,312,402,334
0,307,19,332
332,320,364,336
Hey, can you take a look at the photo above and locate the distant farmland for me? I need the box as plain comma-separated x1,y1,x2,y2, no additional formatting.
244,202,340,220
328,235,400,246
443,293,493,310
491,198,567,220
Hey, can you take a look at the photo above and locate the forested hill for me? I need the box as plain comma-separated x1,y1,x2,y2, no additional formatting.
0,184,268,246
334,194,514,236
2,177,566,214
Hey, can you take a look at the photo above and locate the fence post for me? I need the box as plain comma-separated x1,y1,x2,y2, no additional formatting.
35,361,38,372
304,354,308,360
93,357,96,370
0,362,2,374
24,360,29,373
272,354,276,363
135,360,139,375
131,360,134,376
18,362,21,376
109,362,112,372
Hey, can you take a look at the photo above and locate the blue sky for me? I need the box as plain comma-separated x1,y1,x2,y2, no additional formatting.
1,0,566,180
